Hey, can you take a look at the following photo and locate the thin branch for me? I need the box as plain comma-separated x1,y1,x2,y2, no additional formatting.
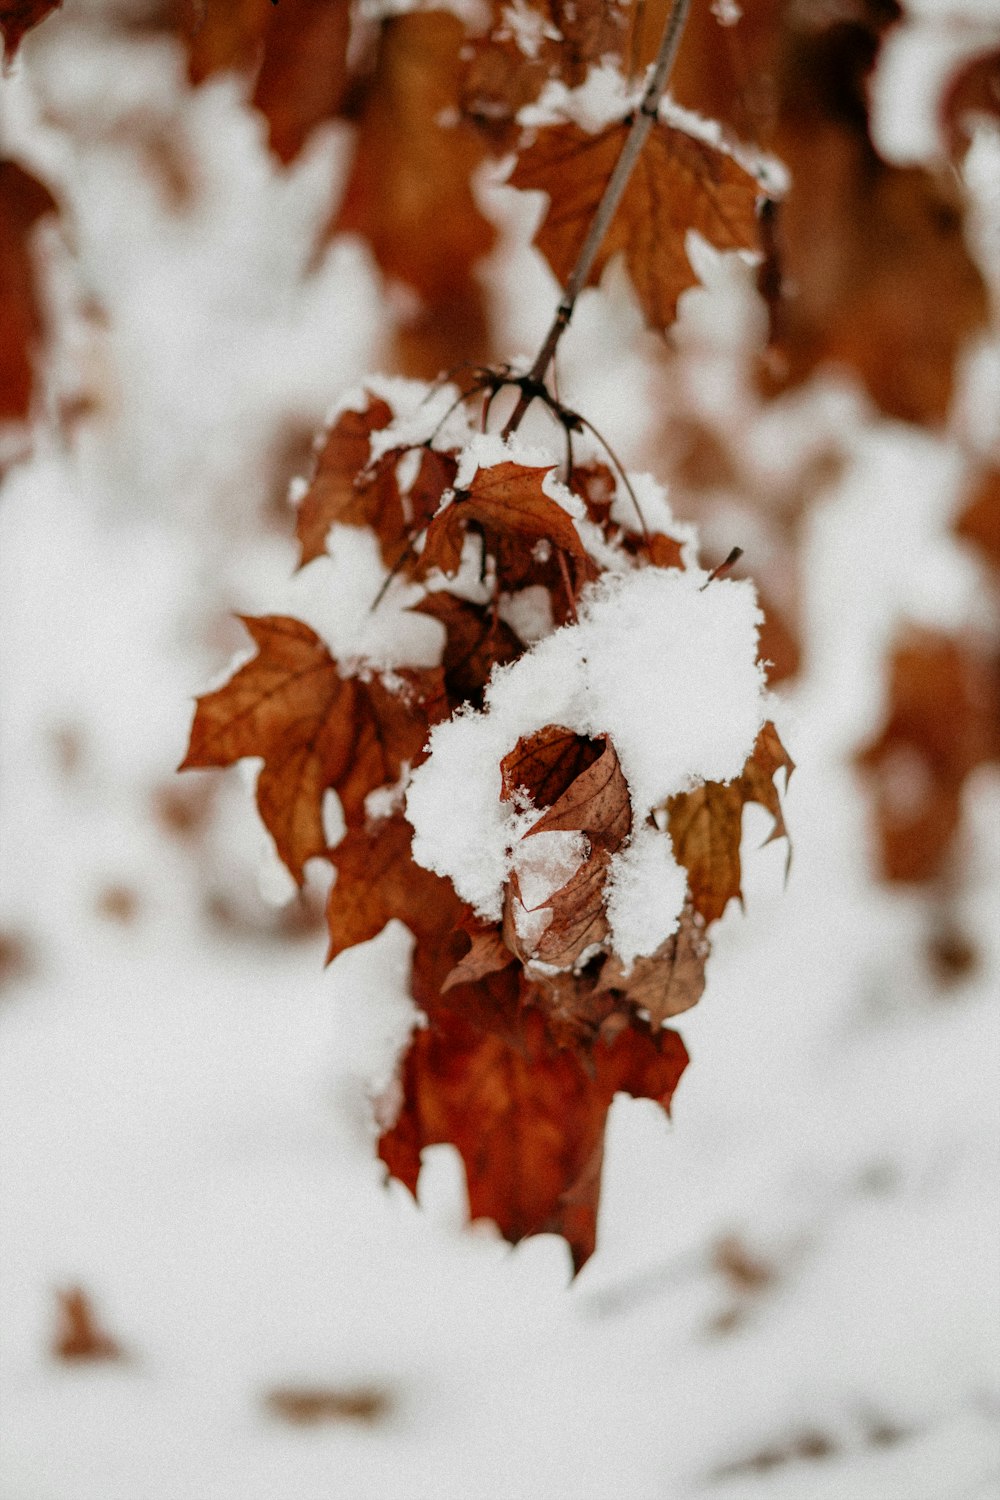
503,0,691,438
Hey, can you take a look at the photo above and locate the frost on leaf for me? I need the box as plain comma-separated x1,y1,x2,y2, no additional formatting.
181,616,443,883
0,159,57,425
510,117,761,330
667,720,793,925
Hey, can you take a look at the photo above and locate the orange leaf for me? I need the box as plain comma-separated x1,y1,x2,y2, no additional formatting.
185,0,352,163
332,11,495,304
181,617,438,882
667,720,793,925
379,1005,688,1268
0,159,57,424
956,469,1000,574
510,116,761,329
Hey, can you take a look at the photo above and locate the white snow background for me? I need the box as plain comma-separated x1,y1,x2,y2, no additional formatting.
1,5,998,1498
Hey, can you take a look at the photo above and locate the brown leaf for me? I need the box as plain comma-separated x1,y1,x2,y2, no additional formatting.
760,15,986,426
379,1004,688,1268
295,396,394,567
296,399,455,574
332,11,496,305
414,592,524,708
0,159,57,424
595,898,709,1027
442,922,515,991
419,460,586,582
956,469,1000,574
500,724,604,809
857,629,998,882
0,0,60,58
523,734,631,847
500,731,632,970
510,117,761,329
185,0,352,163
181,617,439,882
940,45,1000,159
52,1286,122,1363
265,1385,392,1425
668,720,793,925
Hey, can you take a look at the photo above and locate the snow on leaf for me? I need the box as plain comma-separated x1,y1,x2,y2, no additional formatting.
667,720,793,925
378,1004,688,1269
180,617,441,883
510,116,762,330
0,159,57,424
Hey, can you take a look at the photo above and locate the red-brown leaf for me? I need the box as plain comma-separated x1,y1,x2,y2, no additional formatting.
332,11,495,304
295,397,394,568
181,617,438,882
956,469,1000,574
414,592,524,708
0,0,61,58
379,1005,688,1268
510,117,761,329
0,159,57,424
185,0,352,163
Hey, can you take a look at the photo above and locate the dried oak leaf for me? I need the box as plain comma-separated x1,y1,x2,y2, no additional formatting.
856,629,998,883
0,0,60,57
379,1003,688,1268
332,11,495,306
418,460,587,584
185,0,352,163
510,117,761,330
0,159,57,424
181,616,442,882
956,469,1000,573
667,720,793,925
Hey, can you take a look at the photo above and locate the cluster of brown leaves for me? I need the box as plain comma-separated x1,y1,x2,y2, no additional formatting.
183,388,791,1267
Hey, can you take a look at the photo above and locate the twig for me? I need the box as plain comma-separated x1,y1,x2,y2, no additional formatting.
503,0,692,438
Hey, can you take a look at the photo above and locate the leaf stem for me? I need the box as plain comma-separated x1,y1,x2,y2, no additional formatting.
503,0,691,438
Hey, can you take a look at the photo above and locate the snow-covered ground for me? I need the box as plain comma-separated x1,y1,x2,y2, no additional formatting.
1,11,998,1499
